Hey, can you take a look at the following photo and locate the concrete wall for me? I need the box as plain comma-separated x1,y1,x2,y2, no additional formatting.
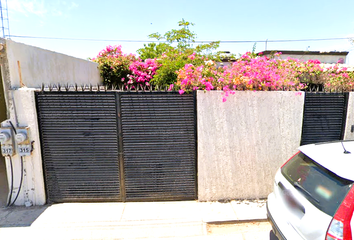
4,89,46,206
5,39,101,89
197,91,305,201
0,39,102,205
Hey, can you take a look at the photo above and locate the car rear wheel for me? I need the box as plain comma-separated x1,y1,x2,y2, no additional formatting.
270,230,280,240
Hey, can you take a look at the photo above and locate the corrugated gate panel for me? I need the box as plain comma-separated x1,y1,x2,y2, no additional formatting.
36,92,121,203
301,93,348,145
120,93,197,201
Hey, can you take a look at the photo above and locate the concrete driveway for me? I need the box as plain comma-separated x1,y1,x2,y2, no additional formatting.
0,200,269,239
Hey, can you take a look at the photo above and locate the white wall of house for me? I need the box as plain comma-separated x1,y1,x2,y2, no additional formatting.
277,54,346,64
5,39,101,89
197,91,305,201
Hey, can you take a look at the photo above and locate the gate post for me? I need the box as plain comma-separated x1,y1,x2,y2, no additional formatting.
343,92,354,140
8,88,46,206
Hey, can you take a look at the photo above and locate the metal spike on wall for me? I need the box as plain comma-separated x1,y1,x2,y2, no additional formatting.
0,0,10,39
40,82,181,93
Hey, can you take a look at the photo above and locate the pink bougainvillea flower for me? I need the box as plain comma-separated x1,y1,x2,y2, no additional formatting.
188,52,196,60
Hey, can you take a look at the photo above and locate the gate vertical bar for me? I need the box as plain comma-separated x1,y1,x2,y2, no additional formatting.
340,92,349,140
193,90,198,199
116,92,126,201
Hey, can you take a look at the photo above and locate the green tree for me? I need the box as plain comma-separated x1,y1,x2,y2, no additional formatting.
137,19,221,87
137,42,173,60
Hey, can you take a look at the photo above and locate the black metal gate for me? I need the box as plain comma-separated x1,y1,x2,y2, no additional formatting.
36,91,197,203
36,92,121,202
119,93,197,201
300,92,349,145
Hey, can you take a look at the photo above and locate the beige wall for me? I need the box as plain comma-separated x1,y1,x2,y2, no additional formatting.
197,91,305,201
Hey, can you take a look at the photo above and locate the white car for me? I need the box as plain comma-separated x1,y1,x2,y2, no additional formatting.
267,141,354,240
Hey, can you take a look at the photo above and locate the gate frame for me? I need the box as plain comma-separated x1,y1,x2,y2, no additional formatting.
300,91,349,145
36,89,198,203
117,91,198,202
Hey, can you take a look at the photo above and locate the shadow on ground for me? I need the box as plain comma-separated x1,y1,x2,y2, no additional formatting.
0,156,9,207
0,205,50,227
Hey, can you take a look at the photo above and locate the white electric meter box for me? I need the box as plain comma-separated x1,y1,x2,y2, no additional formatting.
0,127,15,156
16,127,31,156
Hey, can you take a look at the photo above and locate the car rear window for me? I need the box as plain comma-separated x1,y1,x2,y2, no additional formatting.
281,152,353,216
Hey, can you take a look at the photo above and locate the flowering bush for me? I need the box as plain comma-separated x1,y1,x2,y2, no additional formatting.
128,58,159,87
94,44,354,102
93,45,158,89
221,52,305,91
150,49,207,88
175,52,354,100
176,60,220,92
322,65,354,91
176,52,306,100
93,45,137,88
93,20,354,101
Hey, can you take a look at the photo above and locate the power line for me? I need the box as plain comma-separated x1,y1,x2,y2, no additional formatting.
9,35,157,42
9,35,351,44
212,37,350,43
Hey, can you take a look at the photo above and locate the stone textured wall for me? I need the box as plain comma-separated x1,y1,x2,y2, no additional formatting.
197,91,305,201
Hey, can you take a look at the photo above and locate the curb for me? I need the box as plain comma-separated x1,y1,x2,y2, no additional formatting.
205,218,268,225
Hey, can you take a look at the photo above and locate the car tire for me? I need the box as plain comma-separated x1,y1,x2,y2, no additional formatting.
269,230,279,240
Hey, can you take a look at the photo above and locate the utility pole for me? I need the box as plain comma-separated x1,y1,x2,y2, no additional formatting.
0,0,10,38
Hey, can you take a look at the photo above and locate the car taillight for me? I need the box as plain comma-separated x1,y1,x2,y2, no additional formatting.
326,185,354,240
281,151,300,169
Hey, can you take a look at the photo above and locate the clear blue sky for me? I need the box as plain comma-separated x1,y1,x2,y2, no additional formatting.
7,0,354,63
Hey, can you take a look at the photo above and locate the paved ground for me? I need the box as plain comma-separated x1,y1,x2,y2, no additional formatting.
206,221,272,240
0,200,270,240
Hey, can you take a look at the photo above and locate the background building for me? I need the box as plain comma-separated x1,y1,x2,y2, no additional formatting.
261,50,349,64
